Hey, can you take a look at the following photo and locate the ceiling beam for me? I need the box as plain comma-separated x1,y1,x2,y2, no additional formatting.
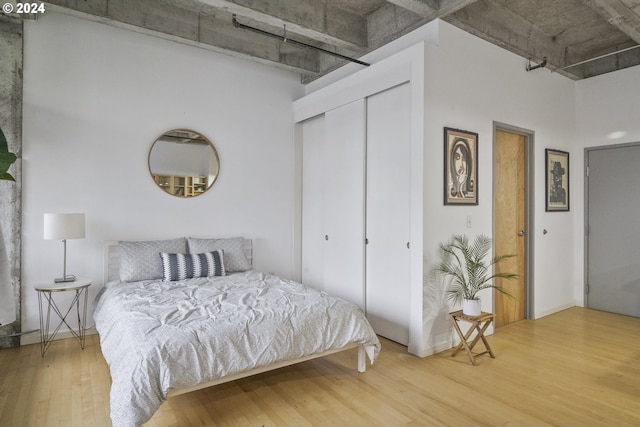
383,0,438,17
310,0,479,83
384,0,478,18
192,0,368,49
444,0,583,79
438,0,481,17
38,0,639,82
583,0,640,43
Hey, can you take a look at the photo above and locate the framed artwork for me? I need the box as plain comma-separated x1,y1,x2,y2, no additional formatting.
545,149,569,212
444,127,478,205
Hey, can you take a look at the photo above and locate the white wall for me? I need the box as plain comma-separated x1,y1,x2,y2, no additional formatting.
574,66,640,305
21,12,303,343
21,11,639,351
423,21,577,323
303,19,579,355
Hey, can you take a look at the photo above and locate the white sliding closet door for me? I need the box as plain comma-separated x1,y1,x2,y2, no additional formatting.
301,114,325,290
323,100,366,309
365,83,411,345
301,100,366,309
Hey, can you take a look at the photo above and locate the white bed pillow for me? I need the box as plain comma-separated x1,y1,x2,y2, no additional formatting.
187,237,251,272
119,238,187,282
160,250,225,281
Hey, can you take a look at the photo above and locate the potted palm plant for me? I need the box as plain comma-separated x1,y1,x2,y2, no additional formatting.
437,234,517,316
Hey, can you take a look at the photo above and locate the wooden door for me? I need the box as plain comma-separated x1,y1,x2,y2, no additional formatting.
494,129,527,326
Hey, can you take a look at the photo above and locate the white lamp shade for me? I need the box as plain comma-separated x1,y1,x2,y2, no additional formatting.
43,213,86,240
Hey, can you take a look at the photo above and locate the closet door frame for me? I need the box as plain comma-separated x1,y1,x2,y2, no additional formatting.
294,43,426,356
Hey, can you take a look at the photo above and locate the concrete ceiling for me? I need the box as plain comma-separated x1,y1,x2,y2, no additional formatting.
10,0,640,82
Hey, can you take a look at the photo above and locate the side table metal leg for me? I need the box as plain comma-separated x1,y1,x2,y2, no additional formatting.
79,287,88,348
38,291,45,356
39,291,58,357
75,289,81,348
37,288,89,356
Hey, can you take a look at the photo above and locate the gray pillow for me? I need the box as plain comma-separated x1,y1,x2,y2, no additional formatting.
119,238,187,282
187,237,251,272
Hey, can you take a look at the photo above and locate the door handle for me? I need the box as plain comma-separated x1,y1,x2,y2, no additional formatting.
518,230,527,236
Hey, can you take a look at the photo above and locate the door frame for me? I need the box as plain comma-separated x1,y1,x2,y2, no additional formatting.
493,122,535,320
584,141,640,309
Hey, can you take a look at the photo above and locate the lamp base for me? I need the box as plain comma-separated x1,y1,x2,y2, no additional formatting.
54,275,77,283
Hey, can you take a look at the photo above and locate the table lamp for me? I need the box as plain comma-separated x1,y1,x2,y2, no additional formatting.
44,213,85,283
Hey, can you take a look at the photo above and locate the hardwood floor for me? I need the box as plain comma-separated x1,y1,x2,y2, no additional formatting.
1,307,639,426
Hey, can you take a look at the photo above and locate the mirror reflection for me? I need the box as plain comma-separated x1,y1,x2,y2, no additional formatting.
148,129,220,198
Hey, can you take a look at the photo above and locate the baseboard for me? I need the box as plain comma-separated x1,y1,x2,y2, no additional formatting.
534,302,576,319
409,320,497,358
409,335,455,358
20,327,97,346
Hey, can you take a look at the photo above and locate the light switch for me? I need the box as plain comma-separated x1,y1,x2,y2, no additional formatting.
466,215,472,228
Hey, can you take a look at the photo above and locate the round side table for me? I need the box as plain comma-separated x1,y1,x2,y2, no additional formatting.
34,279,92,356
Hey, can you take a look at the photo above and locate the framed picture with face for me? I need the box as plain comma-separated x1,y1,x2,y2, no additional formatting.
444,127,478,205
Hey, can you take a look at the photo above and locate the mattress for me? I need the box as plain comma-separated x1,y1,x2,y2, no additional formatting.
93,269,381,427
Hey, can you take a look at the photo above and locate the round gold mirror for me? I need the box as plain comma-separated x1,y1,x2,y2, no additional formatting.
148,129,220,198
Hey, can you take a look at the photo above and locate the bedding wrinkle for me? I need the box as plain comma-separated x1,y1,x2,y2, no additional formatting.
94,270,381,427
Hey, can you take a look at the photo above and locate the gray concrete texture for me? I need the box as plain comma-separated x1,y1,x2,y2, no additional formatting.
32,0,640,83
0,15,22,349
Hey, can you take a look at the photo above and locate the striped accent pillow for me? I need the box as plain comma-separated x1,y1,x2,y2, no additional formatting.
159,250,225,282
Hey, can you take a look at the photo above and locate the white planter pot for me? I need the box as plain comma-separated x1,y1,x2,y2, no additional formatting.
462,298,481,316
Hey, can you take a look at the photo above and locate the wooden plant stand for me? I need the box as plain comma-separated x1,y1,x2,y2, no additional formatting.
449,310,496,365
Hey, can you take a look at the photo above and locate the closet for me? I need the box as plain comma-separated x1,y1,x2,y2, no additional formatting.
300,83,411,345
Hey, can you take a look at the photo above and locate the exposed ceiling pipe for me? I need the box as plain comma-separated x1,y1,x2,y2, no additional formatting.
557,44,640,71
526,57,547,71
232,15,370,68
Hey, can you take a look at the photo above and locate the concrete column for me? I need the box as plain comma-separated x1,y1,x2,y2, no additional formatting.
0,15,23,349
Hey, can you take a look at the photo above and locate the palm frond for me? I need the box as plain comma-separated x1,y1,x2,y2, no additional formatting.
0,127,17,182
436,234,518,306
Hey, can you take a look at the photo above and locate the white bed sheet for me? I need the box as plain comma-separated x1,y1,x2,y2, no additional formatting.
93,270,381,427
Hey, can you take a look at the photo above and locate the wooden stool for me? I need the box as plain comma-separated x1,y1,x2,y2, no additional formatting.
449,310,495,365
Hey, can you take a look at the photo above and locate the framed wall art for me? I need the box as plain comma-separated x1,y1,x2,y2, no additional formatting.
444,127,478,205
545,148,569,211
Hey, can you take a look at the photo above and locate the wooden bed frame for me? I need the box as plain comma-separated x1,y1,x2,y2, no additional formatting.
102,239,369,397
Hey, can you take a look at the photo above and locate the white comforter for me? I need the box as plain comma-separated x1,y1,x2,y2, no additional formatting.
93,270,381,427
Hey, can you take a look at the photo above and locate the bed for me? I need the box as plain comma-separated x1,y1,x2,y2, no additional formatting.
94,237,381,427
